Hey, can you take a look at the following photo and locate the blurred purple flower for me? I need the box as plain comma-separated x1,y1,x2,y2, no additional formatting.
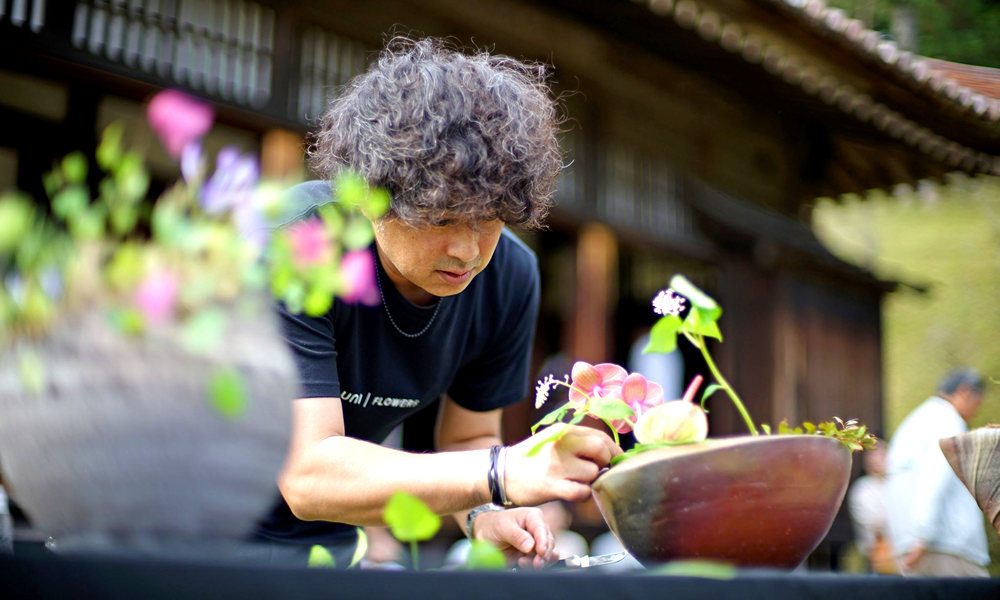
288,218,332,268
147,90,214,159
200,146,259,215
39,268,63,301
181,142,204,184
135,270,179,323
339,249,379,306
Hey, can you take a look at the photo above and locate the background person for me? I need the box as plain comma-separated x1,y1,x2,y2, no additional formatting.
847,441,895,574
885,367,990,577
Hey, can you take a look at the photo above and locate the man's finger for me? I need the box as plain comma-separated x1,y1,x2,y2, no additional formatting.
557,480,593,503
522,509,555,563
499,516,536,555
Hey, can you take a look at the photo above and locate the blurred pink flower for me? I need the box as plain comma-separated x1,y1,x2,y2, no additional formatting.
569,361,627,407
288,218,331,268
147,90,214,158
135,270,179,323
339,249,380,306
609,372,665,434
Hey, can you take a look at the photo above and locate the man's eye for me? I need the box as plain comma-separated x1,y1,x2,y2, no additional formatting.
432,219,455,227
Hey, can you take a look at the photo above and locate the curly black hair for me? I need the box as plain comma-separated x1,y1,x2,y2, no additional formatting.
307,37,563,229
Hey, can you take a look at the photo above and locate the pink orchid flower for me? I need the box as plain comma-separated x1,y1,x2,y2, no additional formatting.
569,361,627,407
288,218,332,268
339,249,380,306
147,89,214,159
135,270,179,323
610,372,665,434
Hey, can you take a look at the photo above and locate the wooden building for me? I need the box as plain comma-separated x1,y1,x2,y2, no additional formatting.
3,0,1000,563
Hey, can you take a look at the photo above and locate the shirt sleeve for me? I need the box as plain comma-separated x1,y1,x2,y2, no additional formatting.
275,301,341,399
447,262,540,412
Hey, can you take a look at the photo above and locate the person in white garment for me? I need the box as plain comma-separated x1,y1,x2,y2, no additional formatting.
885,368,990,577
847,441,895,573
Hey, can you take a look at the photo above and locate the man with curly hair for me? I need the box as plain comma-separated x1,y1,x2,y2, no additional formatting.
254,38,621,568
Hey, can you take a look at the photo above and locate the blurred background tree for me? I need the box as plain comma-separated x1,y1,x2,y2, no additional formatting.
812,176,1000,435
826,0,1000,67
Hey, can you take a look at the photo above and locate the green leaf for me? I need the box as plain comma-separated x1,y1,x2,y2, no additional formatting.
0,193,34,254
587,395,635,422
182,308,228,354
303,285,334,316
530,402,571,434
208,367,248,420
343,217,374,250
68,205,107,241
682,306,723,341
802,421,816,434
62,151,88,185
107,307,145,336
115,151,150,204
110,204,139,236
644,315,682,354
700,383,724,412
383,490,441,542
465,540,507,570
336,172,368,205
610,440,701,466
365,188,391,218
652,559,736,579
17,351,46,396
52,186,90,221
761,423,772,435
308,545,336,568
96,122,124,172
525,424,569,458
668,274,721,318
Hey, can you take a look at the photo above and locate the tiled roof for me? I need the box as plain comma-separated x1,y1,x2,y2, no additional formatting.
637,0,1000,176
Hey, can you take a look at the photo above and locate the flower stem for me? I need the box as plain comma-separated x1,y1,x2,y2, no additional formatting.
410,540,419,571
600,418,621,446
689,333,758,436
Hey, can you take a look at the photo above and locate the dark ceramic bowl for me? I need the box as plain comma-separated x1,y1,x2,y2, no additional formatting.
592,435,851,569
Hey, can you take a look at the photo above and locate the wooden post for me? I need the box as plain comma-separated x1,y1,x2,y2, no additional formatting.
261,128,305,180
572,222,618,363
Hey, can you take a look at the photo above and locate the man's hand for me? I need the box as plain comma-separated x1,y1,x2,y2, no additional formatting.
472,507,557,569
505,424,622,506
901,542,927,570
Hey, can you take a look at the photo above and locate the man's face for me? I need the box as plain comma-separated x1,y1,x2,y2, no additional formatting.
952,384,985,422
372,217,505,303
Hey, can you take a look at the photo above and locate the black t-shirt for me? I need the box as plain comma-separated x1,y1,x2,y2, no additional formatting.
254,181,540,545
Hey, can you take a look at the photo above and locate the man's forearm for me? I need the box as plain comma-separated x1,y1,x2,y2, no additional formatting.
279,435,493,526
439,434,504,536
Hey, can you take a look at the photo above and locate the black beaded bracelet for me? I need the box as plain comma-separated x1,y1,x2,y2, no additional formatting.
487,445,504,507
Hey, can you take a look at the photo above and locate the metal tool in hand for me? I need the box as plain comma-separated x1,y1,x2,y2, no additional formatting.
544,550,629,571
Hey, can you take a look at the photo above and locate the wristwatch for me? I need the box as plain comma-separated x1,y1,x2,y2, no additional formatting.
466,503,505,539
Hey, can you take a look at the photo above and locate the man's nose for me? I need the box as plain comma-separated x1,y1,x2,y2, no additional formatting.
445,231,479,264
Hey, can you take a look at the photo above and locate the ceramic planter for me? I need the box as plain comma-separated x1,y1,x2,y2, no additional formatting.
0,307,297,551
592,435,852,569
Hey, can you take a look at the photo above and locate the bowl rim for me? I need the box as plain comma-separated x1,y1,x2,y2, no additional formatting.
597,434,848,487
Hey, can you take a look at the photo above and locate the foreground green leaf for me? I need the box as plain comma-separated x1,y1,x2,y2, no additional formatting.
652,559,736,579
465,540,507,570
644,314,682,354
384,490,441,542
308,545,336,568
208,368,247,420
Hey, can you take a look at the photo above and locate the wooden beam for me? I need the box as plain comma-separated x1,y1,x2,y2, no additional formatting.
572,223,618,363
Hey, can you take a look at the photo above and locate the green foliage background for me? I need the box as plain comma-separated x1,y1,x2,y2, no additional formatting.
825,0,1000,68
813,175,1000,435
813,175,1000,574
